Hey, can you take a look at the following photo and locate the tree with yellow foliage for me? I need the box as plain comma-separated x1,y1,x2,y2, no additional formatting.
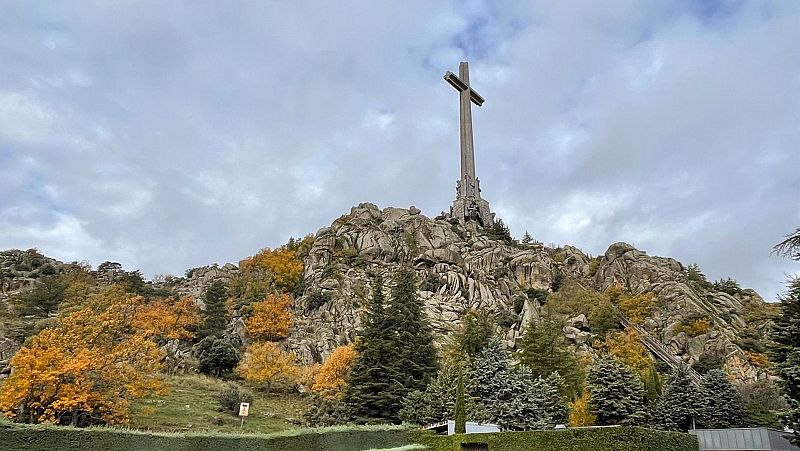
617,292,659,325
131,295,201,343
568,391,596,426
236,341,299,391
0,288,166,426
597,328,653,377
312,344,356,398
239,246,304,294
245,293,293,341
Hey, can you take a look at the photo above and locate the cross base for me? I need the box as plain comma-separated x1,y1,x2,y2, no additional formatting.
451,195,494,228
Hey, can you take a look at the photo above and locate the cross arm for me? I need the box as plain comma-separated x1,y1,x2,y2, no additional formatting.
444,71,485,106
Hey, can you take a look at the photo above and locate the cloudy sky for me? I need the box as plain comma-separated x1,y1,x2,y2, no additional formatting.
1,1,798,299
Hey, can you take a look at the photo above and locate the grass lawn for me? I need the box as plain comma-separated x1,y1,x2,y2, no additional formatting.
129,374,312,434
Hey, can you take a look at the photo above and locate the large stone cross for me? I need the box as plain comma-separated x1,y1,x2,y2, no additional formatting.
444,62,493,226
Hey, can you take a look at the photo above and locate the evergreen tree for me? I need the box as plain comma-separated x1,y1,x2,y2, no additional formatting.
344,274,398,422
12,275,67,317
398,360,483,425
197,336,239,377
473,339,563,430
769,277,800,444
200,281,228,338
454,369,466,433
448,309,495,360
521,231,533,244
518,316,584,399
345,268,437,423
698,369,746,428
385,267,438,395
643,364,663,404
586,355,646,426
651,365,703,431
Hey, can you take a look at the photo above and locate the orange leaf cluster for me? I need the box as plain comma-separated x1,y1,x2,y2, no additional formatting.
245,294,293,341
596,328,652,377
239,247,304,293
236,341,299,389
0,289,166,425
131,295,201,342
311,344,356,398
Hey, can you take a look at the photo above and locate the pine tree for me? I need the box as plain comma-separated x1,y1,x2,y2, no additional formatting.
586,355,646,426
698,369,746,428
522,231,533,244
518,316,584,399
345,268,438,423
200,281,228,338
197,336,239,377
652,365,703,431
344,274,397,422
769,277,800,444
385,267,438,396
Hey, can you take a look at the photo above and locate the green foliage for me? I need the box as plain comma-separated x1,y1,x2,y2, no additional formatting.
686,263,713,291
524,288,549,304
521,231,533,244
586,355,646,426
698,369,746,428
197,337,239,377
518,316,584,399
590,300,621,336
410,427,699,451
12,275,67,317
551,267,564,292
304,395,351,427
398,361,483,426
643,364,663,404
472,339,565,430
217,384,254,414
307,290,331,311
691,353,723,375
447,309,495,360
345,268,438,423
485,218,512,244
454,370,466,434
651,365,703,431
200,281,228,338
419,272,444,293
0,422,413,451
768,277,800,444
713,277,742,296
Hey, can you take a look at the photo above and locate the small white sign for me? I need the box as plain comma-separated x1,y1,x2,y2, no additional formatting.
239,402,250,417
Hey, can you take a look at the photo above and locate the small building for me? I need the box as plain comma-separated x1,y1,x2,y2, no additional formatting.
424,420,500,436
691,428,798,451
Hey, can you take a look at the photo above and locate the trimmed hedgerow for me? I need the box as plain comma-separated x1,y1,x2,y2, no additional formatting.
409,426,698,451
0,422,410,451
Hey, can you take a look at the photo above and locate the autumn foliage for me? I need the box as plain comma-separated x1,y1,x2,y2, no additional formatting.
312,344,356,398
0,288,167,426
245,294,294,341
569,391,597,426
597,328,653,377
236,341,300,390
131,295,201,342
239,246,304,293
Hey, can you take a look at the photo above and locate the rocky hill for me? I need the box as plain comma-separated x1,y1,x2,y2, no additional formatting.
0,203,776,383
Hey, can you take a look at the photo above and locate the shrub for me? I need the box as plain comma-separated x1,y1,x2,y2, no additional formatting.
673,317,711,337
217,384,254,415
419,273,444,293
691,354,723,375
307,290,332,311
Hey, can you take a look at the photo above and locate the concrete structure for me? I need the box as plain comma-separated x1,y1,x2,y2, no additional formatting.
691,428,799,451
425,420,500,436
444,62,494,227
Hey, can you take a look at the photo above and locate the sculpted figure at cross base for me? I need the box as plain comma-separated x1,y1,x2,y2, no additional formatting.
444,61,494,227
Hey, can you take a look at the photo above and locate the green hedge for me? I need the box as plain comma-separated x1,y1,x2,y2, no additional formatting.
0,422,411,451
410,427,699,451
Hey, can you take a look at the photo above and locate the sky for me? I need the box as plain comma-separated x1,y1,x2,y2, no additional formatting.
0,1,798,300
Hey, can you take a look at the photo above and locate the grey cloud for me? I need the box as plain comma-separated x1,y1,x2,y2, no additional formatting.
0,1,797,299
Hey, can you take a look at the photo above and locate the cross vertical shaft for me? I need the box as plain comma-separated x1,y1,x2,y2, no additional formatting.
458,62,477,197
